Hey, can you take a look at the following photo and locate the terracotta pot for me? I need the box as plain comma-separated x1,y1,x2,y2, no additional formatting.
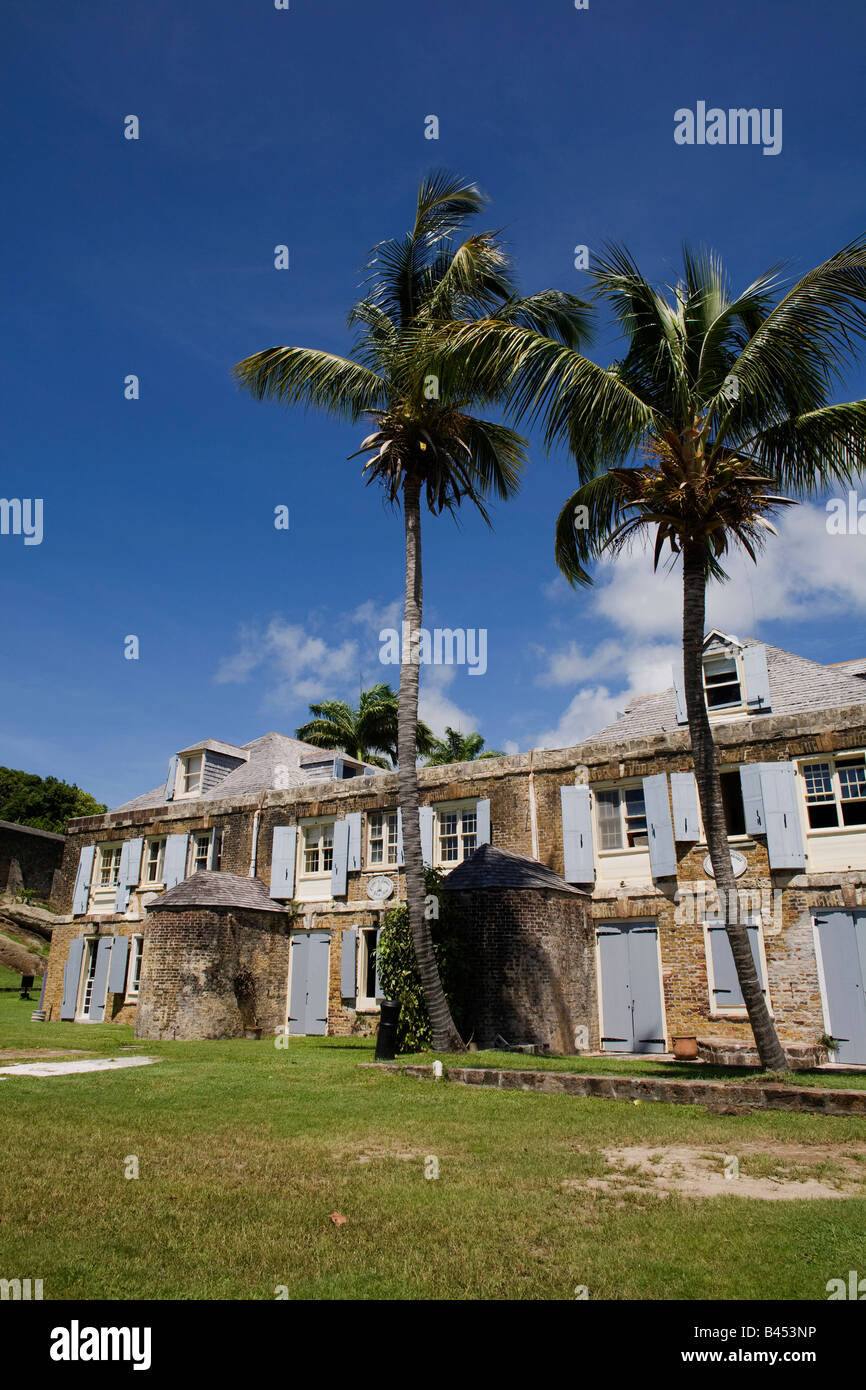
672,1035,699,1060
244,1026,263,1040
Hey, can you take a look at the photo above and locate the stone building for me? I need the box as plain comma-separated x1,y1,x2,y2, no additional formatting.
0,819,64,900
42,634,866,1063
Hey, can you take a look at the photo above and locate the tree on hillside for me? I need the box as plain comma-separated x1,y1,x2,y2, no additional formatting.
0,767,107,834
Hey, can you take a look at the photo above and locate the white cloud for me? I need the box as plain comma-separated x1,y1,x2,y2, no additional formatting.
530,502,866,749
593,503,866,640
418,666,478,738
214,618,359,710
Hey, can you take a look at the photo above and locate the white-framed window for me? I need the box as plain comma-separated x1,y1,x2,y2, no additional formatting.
178,753,204,797
97,843,123,888
367,811,399,868
703,654,743,711
143,837,166,884
595,786,648,850
126,935,145,999
357,927,380,1010
801,753,866,831
435,802,477,866
300,821,334,877
192,832,212,873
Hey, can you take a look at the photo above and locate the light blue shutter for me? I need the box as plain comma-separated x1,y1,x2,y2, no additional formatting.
476,799,491,847
396,809,405,866
331,820,350,897
89,937,113,1022
341,928,357,998
740,764,766,836
759,762,805,869
60,938,85,1019
162,833,189,889
670,772,700,842
72,846,96,915
269,826,297,898
164,754,178,801
643,774,677,878
419,806,434,866
346,813,362,871
672,659,688,724
743,643,772,711
333,756,344,780
114,837,143,913
708,924,764,1010
597,926,631,1049
107,935,129,994
560,785,594,883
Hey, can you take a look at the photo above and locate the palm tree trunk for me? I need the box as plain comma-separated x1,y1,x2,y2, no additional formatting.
681,542,789,1072
398,475,463,1052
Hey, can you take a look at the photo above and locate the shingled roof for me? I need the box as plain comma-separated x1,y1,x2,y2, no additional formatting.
113,731,380,812
585,639,866,746
145,871,289,914
441,844,583,894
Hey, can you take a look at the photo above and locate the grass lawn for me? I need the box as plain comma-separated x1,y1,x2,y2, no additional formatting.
1,991,864,1300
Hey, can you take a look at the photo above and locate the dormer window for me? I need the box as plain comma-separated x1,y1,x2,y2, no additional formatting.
181,754,203,796
702,655,742,710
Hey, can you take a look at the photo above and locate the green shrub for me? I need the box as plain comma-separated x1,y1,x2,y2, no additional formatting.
375,869,469,1052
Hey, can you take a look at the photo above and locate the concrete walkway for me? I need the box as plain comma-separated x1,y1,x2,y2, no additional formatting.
0,1056,159,1078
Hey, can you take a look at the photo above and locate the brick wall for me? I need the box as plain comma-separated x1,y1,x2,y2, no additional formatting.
447,886,595,1053
134,906,291,1041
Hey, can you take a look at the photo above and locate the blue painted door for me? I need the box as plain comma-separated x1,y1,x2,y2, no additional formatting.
288,930,331,1036
815,911,866,1064
597,921,665,1053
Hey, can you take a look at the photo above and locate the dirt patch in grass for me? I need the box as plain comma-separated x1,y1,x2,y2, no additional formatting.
330,1142,426,1164
563,1145,865,1201
0,1048,90,1060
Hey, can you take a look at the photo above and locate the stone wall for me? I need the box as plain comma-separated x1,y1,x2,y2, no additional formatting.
0,820,64,900
134,906,291,1041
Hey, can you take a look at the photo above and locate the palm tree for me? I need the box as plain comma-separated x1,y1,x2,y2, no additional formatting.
530,240,865,1071
425,727,503,765
296,682,435,768
233,172,591,1050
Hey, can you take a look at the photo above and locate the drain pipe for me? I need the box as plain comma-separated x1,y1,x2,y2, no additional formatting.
248,805,262,877
528,753,539,860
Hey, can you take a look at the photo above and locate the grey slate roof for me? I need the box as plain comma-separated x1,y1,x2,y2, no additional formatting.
586,639,866,746
145,871,288,913
113,732,381,812
442,843,582,894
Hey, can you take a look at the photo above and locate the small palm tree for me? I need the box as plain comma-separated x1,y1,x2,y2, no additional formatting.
539,241,866,1071
296,682,434,768
234,172,591,1050
425,727,503,765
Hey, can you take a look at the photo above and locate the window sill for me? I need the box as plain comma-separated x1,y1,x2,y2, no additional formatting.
805,824,866,838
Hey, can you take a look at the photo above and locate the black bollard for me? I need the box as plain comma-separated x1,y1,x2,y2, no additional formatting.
374,999,400,1060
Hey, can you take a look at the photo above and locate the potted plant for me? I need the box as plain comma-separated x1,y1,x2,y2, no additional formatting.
671,1034,699,1061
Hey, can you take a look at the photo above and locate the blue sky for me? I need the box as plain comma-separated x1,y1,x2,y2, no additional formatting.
2,0,866,809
